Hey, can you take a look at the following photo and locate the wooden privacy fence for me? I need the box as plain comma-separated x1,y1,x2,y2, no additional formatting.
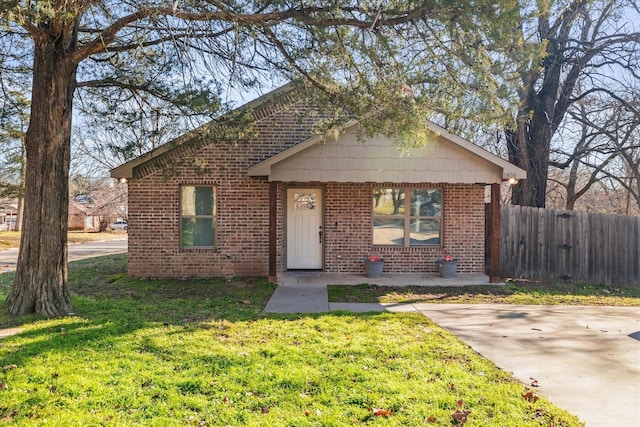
499,205,640,286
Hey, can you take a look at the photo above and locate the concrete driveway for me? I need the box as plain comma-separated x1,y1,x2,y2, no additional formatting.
330,302,640,426
271,277,640,425
392,304,639,427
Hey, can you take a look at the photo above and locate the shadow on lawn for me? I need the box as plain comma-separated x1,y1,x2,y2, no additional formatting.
0,268,393,379
0,267,589,427
0,253,284,332
0,254,302,372
2,253,638,370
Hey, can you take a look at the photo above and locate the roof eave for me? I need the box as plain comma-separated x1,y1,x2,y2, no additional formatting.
248,119,527,182
426,122,527,181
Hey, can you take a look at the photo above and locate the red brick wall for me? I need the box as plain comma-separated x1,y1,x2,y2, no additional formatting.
130,178,485,278
127,96,486,278
322,183,485,275
127,97,318,278
129,169,273,277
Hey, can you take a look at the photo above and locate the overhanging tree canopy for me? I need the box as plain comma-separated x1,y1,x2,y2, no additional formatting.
505,0,640,207
1,0,531,317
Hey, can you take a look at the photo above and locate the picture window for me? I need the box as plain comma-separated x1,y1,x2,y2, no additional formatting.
372,188,442,246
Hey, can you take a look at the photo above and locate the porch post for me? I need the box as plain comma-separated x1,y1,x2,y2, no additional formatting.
268,181,278,283
489,183,501,283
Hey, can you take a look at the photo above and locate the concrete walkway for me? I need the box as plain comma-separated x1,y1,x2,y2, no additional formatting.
266,275,640,427
0,327,24,339
264,272,490,313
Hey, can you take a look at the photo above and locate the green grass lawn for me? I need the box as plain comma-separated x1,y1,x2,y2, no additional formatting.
0,255,583,426
328,281,640,306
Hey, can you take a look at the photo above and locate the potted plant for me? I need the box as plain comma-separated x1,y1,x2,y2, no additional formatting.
364,255,384,278
436,254,457,278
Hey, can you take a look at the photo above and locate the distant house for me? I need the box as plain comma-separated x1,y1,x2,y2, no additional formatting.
69,197,101,231
111,84,525,281
0,204,18,231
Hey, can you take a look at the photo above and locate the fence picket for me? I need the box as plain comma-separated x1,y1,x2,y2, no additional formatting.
498,205,640,286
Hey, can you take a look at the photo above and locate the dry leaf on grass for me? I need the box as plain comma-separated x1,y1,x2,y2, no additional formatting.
451,409,471,424
451,399,471,425
369,407,393,416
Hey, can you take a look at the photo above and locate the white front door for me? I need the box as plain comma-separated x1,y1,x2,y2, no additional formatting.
287,188,323,269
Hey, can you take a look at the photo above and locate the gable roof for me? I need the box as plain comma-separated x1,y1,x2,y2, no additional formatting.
111,82,526,184
110,83,297,179
248,120,526,184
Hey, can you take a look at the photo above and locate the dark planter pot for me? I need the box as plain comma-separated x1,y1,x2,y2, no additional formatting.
437,259,457,278
365,259,384,278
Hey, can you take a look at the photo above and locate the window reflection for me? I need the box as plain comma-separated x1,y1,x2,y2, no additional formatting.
373,188,441,247
372,218,404,245
410,189,441,217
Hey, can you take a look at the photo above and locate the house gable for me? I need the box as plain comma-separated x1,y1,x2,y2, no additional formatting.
248,121,526,184
111,83,300,180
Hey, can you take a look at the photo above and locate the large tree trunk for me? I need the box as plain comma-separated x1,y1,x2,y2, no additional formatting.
506,36,561,208
506,108,553,208
504,3,592,209
5,37,77,317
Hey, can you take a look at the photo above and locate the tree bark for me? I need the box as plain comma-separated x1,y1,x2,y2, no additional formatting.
5,35,77,317
504,2,593,208
515,103,553,208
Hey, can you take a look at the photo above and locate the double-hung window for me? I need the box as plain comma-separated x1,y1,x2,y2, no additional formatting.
181,186,216,248
372,188,441,246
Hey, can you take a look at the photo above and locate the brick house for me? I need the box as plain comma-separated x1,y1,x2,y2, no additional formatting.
69,200,101,231
111,84,525,281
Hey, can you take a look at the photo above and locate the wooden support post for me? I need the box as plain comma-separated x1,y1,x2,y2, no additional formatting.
268,182,278,283
489,183,501,283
